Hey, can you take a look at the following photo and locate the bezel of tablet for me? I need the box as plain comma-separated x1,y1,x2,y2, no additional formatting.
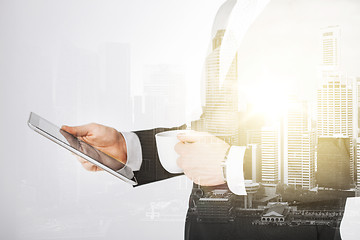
28,112,137,185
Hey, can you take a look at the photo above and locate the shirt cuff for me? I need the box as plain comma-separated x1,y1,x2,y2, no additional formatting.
226,146,247,196
120,132,142,171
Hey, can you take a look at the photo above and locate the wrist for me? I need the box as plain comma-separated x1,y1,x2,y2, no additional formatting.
116,131,128,164
119,133,127,163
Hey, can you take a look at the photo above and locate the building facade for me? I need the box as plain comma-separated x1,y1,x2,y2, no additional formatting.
204,29,239,144
261,126,281,184
284,97,315,189
317,26,356,183
317,74,355,181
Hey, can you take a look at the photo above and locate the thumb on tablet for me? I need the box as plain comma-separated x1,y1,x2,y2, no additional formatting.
61,125,89,137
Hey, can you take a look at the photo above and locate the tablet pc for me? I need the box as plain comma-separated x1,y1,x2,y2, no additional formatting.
28,112,137,185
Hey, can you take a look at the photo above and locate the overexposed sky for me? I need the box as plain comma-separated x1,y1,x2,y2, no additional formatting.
3,0,359,115
238,0,360,103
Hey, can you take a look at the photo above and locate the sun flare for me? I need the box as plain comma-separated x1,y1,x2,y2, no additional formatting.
242,81,291,121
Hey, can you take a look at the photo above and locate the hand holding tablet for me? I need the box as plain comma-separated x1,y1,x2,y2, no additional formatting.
28,112,137,185
61,123,127,172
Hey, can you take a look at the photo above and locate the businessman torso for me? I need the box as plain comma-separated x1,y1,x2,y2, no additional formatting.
132,127,345,240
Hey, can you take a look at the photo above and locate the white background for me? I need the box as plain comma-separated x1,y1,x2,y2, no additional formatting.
0,0,223,239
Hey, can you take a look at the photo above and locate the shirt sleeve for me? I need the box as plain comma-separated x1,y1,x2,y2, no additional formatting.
226,146,247,196
120,132,142,171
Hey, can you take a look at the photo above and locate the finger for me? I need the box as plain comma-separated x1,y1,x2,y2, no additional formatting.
183,169,199,184
70,152,102,172
174,142,186,155
61,124,90,137
86,163,102,172
77,156,91,169
183,168,203,185
193,176,202,186
82,162,99,171
76,155,87,164
80,159,103,172
177,131,202,143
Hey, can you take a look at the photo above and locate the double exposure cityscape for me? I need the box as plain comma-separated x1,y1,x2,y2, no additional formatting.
182,24,358,239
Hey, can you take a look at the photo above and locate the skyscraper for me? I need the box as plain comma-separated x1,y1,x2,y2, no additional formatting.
356,78,360,186
238,104,264,146
317,73,355,181
356,77,360,135
261,125,281,184
320,26,340,72
284,96,315,190
317,26,356,182
356,139,360,187
244,144,262,183
204,29,239,144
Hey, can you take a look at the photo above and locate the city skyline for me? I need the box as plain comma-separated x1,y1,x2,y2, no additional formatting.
131,22,360,192
87,23,360,193
239,24,359,193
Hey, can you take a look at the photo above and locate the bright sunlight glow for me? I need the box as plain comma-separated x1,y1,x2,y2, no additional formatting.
242,81,291,122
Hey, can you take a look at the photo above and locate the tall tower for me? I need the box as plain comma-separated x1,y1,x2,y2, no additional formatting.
356,139,360,186
356,78,360,186
261,125,281,184
356,77,360,136
244,144,262,183
204,29,239,144
320,26,340,72
284,96,315,190
317,26,356,183
317,74,355,181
